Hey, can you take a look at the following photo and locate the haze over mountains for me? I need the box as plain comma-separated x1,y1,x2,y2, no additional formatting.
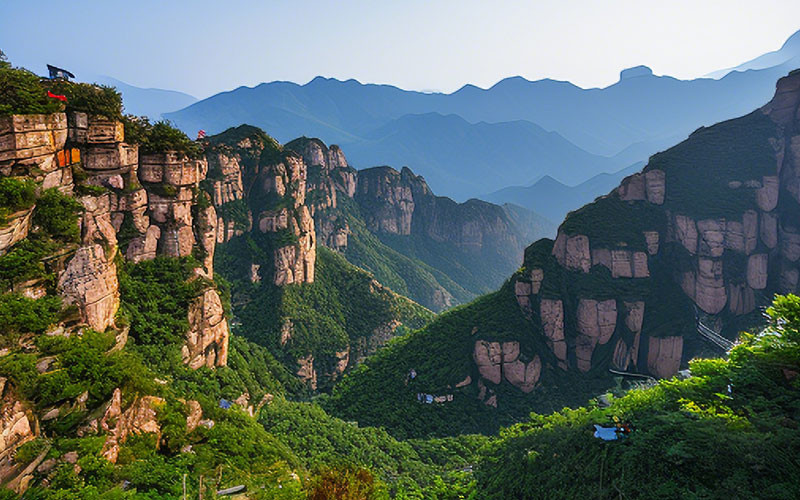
152,29,800,208
90,76,198,121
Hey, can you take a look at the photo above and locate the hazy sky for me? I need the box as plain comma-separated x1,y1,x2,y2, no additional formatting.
2,0,800,98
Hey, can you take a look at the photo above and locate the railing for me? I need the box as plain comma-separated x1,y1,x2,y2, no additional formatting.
697,319,735,351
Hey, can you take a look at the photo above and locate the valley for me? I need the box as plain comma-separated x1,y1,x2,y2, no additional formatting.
0,19,800,499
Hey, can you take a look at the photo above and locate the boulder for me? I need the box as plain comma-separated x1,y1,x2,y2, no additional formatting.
540,299,566,362
455,375,472,388
623,301,645,334
780,226,800,262
86,117,124,144
565,234,591,272
724,221,745,253
611,250,633,278
615,301,645,370
576,299,617,372
743,210,758,254
643,231,660,255
633,251,649,278
100,389,164,463
259,208,289,233
552,231,567,265
296,354,317,390
764,72,800,126
760,212,778,248
83,143,137,171
503,356,541,393
194,203,217,275
592,247,612,270
728,283,756,315
0,114,67,168
529,268,544,294
612,338,633,371
756,176,779,211
618,173,645,201
0,208,33,256
474,340,502,384
272,207,315,285
335,349,350,376
0,379,36,483
125,225,160,263
185,400,203,433
79,194,118,249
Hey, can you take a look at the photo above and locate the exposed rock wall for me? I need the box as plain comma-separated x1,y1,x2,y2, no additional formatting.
0,113,71,189
183,288,229,369
0,378,37,484
99,388,163,464
473,340,541,392
505,71,800,383
57,244,119,332
255,152,316,285
0,112,230,370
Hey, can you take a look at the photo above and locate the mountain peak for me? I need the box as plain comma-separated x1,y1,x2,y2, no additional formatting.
782,29,800,51
619,65,653,80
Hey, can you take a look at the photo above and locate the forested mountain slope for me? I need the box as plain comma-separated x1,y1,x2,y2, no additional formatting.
326,70,800,438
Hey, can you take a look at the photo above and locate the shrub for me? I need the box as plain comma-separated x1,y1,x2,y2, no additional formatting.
32,188,83,243
118,257,201,367
0,293,61,337
47,81,123,120
0,235,60,289
74,184,108,197
122,116,202,159
306,465,388,500
0,57,63,116
0,177,36,222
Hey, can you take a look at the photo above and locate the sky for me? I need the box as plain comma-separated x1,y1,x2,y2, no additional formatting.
2,0,800,99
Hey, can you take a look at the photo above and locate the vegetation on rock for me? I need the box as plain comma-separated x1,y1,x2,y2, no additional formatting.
122,116,202,158
0,51,63,115
474,294,800,499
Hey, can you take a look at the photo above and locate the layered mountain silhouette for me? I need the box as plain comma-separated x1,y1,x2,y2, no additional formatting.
484,162,643,227
164,30,800,203
92,76,198,120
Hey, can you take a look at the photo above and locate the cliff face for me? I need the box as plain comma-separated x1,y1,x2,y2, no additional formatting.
0,111,229,370
205,128,431,391
204,127,316,286
326,72,800,436
284,138,553,312
511,71,800,381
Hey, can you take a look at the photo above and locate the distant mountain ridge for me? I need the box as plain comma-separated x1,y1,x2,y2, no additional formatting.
92,76,198,120
326,69,800,439
164,29,800,203
485,162,644,226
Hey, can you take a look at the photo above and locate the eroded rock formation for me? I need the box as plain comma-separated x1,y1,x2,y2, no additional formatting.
505,70,800,382
0,378,37,484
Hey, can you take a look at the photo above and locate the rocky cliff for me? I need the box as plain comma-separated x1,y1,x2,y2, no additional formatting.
204,126,316,286
284,137,554,311
0,110,229,371
202,127,431,391
511,70,800,382
326,71,800,438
